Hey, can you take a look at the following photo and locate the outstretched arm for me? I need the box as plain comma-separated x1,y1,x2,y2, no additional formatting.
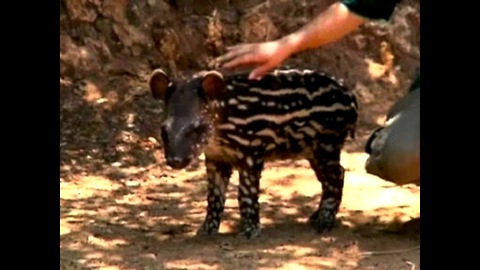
215,0,402,80
215,2,366,79
277,2,367,58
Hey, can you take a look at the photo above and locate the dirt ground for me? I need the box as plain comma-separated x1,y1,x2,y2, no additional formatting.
60,153,420,270
60,0,420,269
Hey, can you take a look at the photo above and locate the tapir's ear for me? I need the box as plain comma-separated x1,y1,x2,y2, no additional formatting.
149,69,171,100
201,71,225,100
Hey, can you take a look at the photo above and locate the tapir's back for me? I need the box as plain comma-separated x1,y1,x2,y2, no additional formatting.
207,68,358,162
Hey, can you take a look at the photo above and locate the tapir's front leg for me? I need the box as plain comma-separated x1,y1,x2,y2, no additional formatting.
237,156,264,239
197,159,233,236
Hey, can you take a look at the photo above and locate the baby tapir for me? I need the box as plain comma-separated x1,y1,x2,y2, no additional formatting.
149,68,358,239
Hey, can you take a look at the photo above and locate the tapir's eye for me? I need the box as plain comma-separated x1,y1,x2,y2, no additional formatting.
187,121,199,134
186,120,206,139
193,119,200,129
196,87,207,100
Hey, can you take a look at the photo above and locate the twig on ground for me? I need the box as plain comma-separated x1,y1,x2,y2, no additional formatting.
404,259,417,270
359,245,420,257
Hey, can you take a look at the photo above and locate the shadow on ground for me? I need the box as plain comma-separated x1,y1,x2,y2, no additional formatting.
60,155,420,270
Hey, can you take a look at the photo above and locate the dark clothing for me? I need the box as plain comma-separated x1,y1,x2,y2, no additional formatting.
341,0,403,20
341,0,420,185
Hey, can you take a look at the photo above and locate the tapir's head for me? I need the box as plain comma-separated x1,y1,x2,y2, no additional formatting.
149,69,225,169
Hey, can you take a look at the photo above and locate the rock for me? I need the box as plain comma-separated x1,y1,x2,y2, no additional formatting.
82,80,102,102
102,0,128,23
60,35,102,79
130,44,143,57
220,8,240,24
113,23,150,49
105,58,139,76
63,0,100,22
142,253,157,260
84,38,112,60
126,0,142,25
240,13,279,43
353,34,368,50
94,17,113,36
147,0,157,8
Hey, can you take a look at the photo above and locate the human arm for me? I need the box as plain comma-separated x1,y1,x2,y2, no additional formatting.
275,2,367,59
215,0,402,80
216,2,365,80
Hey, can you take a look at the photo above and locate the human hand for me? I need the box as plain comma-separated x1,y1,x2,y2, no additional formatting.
215,39,294,80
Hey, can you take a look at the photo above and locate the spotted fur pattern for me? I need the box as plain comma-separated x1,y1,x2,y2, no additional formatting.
149,68,358,239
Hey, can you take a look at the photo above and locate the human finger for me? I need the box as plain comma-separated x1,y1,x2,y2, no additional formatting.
249,62,278,80
214,47,252,67
222,53,265,70
226,43,255,51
